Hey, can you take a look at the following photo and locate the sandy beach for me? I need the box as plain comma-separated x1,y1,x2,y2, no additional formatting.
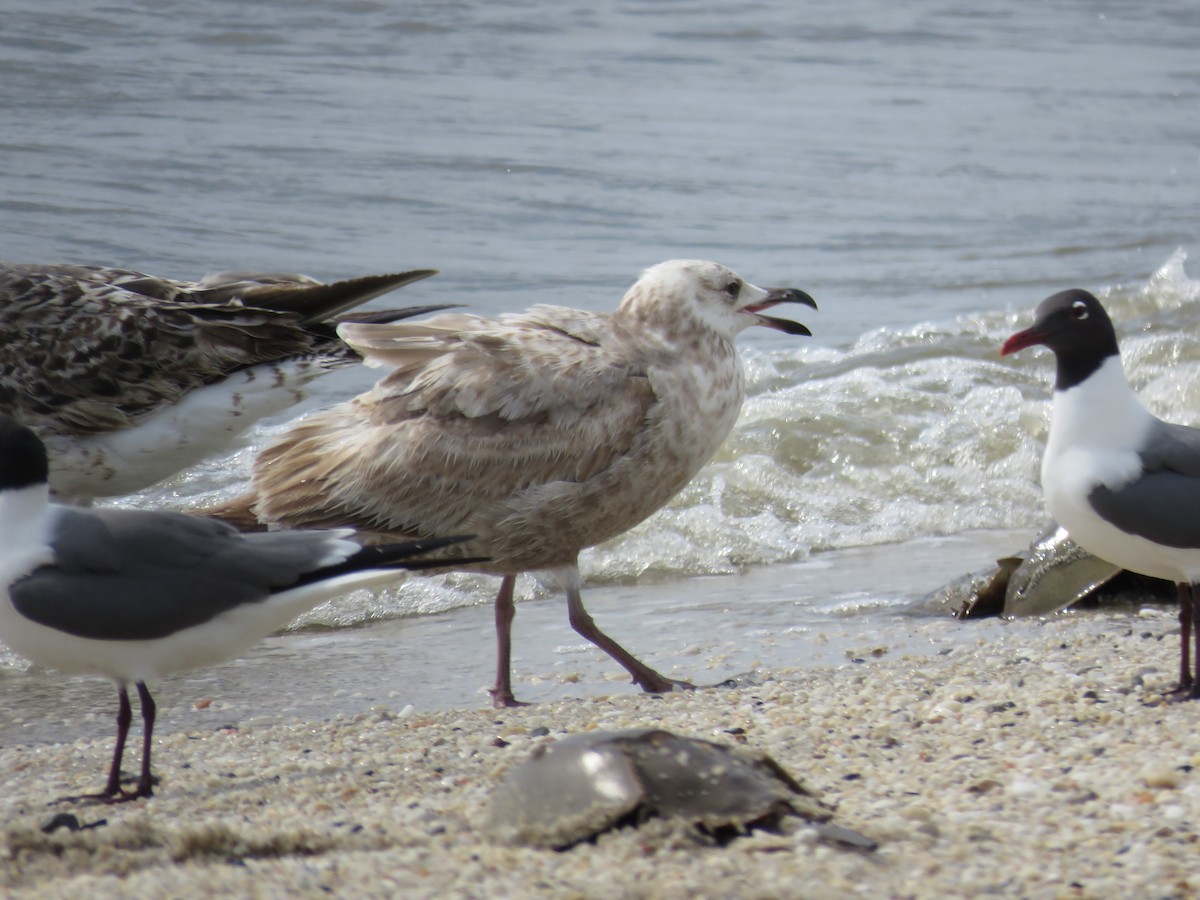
2,608,1197,899
5,1,1198,896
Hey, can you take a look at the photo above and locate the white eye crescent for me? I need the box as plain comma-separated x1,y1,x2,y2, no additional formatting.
1071,300,1088,320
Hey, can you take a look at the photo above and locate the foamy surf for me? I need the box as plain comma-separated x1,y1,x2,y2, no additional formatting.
88,250,1200,632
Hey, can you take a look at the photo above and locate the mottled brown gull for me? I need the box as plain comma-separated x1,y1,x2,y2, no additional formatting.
0,262,446,502
212,260,815,706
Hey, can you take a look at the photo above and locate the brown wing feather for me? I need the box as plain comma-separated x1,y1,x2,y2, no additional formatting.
0,263,437,438
253,309,658,538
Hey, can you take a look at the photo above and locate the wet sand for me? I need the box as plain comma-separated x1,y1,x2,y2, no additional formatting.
1,530,1031,749
2,607,1197,899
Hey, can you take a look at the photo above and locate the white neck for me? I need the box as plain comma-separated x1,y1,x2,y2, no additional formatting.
1046,355,1155,457
0,483,54,550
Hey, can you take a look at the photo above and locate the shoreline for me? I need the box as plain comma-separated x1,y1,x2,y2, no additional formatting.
0,529,1036,750
2,611,1197,898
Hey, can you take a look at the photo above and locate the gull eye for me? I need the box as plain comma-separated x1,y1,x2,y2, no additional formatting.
724,281,741,300
1071,300,1089,320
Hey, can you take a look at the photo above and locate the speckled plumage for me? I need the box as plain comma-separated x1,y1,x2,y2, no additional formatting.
0,263,442,500
222,260,816,705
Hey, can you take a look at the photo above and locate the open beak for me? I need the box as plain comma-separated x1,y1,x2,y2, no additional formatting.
742,287,817,336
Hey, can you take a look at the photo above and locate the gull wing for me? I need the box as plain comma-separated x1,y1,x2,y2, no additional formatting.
1089,469,1200,550
256,308,659,535
0,263,437,437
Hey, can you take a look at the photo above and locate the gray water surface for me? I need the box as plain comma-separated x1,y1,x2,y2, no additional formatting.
1,0,1198,739
3,0,1196,346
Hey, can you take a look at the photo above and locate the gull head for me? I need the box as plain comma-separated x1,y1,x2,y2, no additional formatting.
1000,289,1119,360
1001,289,1124,392
617,260,816,340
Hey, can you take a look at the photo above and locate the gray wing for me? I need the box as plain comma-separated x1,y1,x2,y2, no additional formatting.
1092,419,1200,548
1139,420,1200,478
9,507,352,641
1089,469,1200,549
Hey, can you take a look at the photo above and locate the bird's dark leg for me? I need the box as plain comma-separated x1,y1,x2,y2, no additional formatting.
556,564,694,695
56,684,134,804
489,575,529,708
1177,582,1194,695
128,681,157,799
1189,584,1200,701
102,685,134,797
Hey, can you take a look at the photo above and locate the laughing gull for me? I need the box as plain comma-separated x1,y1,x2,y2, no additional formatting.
208,260,816,707
0,262,447,502
1002,288,1200,697
0,414,474,802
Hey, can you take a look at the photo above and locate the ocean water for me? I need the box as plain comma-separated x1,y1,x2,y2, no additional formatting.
1,0,1199,739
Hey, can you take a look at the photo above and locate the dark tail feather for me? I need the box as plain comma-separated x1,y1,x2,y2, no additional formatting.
195,498,488,574
390,555,490,571
306,303,461,359
349,533,475,565
302,535,486,584
289,270,440,323
332,303,460,325
196,269,440,322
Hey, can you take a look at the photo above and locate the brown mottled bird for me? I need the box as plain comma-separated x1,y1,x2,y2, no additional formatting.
0,262,445,501
211,260,816,706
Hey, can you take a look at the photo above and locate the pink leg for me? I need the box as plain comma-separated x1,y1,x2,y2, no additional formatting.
556,564,694,695
489,575,529,708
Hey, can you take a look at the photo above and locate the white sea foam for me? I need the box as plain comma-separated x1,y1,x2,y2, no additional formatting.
98,252,1200,630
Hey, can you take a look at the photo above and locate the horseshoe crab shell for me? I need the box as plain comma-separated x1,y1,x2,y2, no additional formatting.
486,728,875,851
932,524,1124,618
934,522,1183,620
1002,525,1124,617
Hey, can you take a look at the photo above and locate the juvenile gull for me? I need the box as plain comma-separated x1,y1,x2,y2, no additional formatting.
0,262,446,502
0,414,474,802
1002,289,1200,697
214,260,815,706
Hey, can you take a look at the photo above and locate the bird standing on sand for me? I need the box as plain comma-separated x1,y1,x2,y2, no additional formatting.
214,260,816,706
1003,289,1200,697
0,262,446,502
0,414,473,802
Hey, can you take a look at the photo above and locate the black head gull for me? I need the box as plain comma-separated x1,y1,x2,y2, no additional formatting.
206,259,816,707
0,414,475,802
1002,288,1200,697
0,262,449,503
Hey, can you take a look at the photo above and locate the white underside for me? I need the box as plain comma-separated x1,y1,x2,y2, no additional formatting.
45,359,331,500
0,485,415,684
0,564,410,685
1042,357,1200,583
1047,475,1200,582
